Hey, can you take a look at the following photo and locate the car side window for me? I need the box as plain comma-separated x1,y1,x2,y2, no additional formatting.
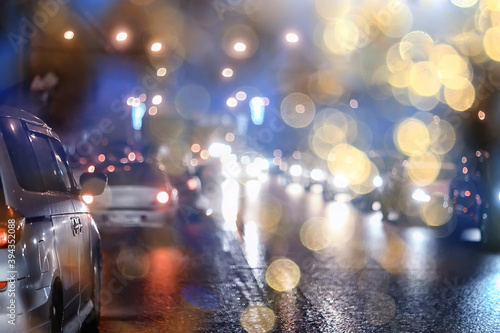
29,132,72,193
0,119,45,192
50,138,77,192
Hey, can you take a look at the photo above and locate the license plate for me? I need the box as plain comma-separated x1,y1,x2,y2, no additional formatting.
109,214,141,224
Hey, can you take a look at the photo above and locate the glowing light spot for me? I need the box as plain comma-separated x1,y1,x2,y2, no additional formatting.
200,150,210,160
280,93,315,128
444,78,475,111
222,68,234,78
225,132,235,142
235,91,247,101
116,32,127,41
478,110,486,120
300,217,332,251
376,2,413,38
394,118,430,156
265,259,301,292
484,27,500,62
409,61,441,96
64,30,74,40
234,42,247,52
152,95,162,105
350,99,358,108
451,0,478,7
293,151,302,159
107,165,115,173
151,42,162,52
191,143,201,153
407,151,441,186
128,152,136,162
285,32,299,43
323,19,360,55
428,120,456,155
87,165,95,173
148,106,157,116
327,144,371,186
157,68,167,77
240,305,276,333
399,31,434,61
82,195,93,205
289,164,303,177
421,193,453,227
98,154,106,163
226,97,238,108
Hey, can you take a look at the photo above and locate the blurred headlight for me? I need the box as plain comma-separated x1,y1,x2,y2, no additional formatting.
310,168,326,182
373,176,383,188
156,191,170,204
412,189,431,202
333,175,349,188
187,178,198,191
82,195,94,205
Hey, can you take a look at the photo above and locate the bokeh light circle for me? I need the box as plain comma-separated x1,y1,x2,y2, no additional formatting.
364,294,397,325
421,193,453,227
407,151,441,186
280,93,316,128
300,217,332,251
428,120,456,155
394,118,430,156
450,0,478,8
240,305,276,333
265,259,301,292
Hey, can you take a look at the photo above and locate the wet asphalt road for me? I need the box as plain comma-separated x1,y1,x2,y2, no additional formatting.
96,176,500,332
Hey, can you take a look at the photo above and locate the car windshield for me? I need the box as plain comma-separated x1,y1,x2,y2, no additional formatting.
103,164,165,187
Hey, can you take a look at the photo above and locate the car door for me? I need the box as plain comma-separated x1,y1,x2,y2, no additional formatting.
50,138,94,311
27,127,82,323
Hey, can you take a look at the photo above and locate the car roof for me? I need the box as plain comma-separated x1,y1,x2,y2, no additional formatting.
0,106,48,128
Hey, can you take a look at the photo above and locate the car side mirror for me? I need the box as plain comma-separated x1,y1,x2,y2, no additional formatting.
79,172,107,196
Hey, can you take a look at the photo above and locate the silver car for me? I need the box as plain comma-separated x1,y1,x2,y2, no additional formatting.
0,107,104,332
85,162,179,228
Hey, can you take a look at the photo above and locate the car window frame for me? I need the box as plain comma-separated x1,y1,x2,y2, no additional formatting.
27,128,77,195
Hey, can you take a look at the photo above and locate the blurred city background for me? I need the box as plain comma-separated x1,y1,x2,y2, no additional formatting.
2,0,500,332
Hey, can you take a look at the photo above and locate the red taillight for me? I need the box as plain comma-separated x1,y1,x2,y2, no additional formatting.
187,178,198,191
0,281,6,289
0,228,7,248
156,191,170,204
0,207,24,249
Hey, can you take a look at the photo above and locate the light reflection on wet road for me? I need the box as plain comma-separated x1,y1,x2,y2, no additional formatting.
97,175,500,332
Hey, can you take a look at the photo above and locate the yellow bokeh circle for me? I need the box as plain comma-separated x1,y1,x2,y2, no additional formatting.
394,118,430,156
407,151,441,186
265,259,301,292
240,305,276,333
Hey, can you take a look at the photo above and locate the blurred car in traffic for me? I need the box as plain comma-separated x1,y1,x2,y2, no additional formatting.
379,160,456,224
169,166,211,223
0,107,104,332
85,162,179,227
449,150,490,242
